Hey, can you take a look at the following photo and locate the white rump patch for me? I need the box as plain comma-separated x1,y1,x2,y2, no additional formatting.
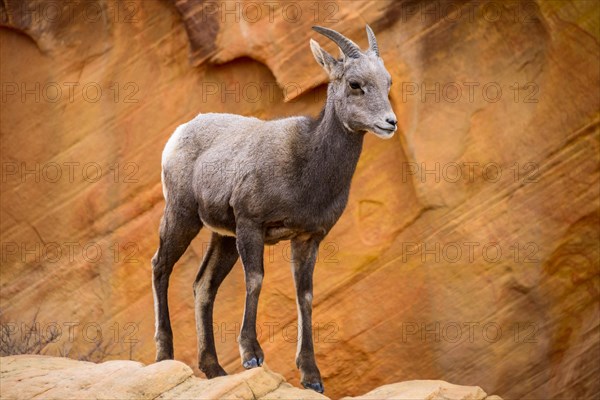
162,125,184,167
161,125,185,201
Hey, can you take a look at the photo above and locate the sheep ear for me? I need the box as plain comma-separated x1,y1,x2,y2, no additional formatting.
337,46,345,62
310,39,337,74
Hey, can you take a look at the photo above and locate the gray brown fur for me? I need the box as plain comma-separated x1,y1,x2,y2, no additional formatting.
151,25,396,393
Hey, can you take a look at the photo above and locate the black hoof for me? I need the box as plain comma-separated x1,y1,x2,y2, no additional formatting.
243,357,260,369
302,381,324,393
201,365,227,379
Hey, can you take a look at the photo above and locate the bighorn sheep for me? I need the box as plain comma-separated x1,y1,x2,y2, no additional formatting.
152,25,396,393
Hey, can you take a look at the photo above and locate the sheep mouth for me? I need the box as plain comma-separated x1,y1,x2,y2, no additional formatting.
375,125,395,133
373,125,396,138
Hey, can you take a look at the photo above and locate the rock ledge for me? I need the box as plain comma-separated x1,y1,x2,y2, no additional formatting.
0,355,503,400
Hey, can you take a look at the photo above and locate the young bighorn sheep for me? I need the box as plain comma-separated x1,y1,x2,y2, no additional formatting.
152,25,396,393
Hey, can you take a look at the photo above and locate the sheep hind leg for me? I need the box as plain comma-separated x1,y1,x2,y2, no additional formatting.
152,205,202,361
193,232,238,378
291,238,323,393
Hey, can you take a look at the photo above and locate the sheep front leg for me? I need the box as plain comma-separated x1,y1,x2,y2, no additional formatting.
236,223,265,369
291,238,324,393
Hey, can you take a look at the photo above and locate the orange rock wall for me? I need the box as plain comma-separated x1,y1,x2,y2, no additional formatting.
1,1,598,398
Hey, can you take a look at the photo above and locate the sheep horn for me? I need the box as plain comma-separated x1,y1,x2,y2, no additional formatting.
365,25,379,56
312,26,362,59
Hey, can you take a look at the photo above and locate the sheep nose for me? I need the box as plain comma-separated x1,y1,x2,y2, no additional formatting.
386,117,397,127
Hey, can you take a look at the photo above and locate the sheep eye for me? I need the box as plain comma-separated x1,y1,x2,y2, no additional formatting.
349,81,361,90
